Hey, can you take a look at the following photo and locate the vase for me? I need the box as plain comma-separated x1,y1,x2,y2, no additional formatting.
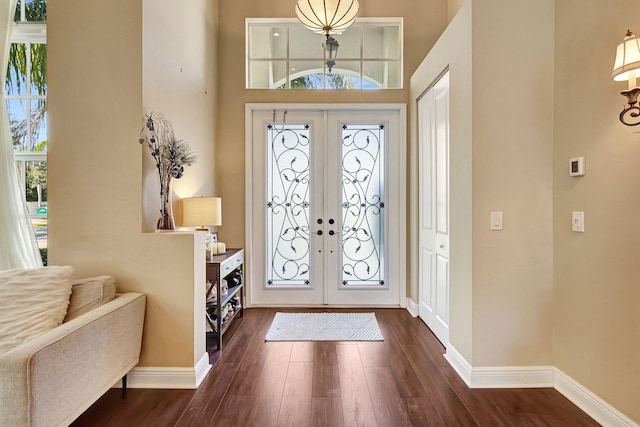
157,178,175,231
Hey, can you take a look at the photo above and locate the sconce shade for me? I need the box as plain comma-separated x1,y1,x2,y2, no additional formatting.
295,0,359,36
182,197,222,227
613,30,640,81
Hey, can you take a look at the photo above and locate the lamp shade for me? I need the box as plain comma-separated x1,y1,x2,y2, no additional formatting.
295,0,359,36
182,197,222,227
613,30,640,81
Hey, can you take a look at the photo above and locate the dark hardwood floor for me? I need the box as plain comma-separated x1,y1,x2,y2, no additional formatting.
72,308,600,426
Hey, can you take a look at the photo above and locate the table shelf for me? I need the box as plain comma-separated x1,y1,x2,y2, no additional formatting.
206,248,244,351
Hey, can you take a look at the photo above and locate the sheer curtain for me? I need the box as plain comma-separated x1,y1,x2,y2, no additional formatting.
0,0,43,270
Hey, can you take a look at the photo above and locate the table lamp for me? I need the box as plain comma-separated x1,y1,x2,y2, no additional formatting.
182,197,222,231
182,197,223,260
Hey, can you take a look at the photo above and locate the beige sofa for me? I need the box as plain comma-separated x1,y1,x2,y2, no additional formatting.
0,270,146,427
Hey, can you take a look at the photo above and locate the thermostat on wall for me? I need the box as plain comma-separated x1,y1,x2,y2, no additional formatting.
569,157,585,176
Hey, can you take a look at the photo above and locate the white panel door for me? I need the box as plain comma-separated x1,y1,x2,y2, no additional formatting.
248,107,404,307
418,72,450,345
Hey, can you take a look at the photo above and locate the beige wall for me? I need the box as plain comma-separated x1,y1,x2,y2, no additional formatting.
410,0,555,366
412,0,639,421
216,0,448,248
47,0,216,370
471,0,555,366
554,0,640,422
447,0,465,23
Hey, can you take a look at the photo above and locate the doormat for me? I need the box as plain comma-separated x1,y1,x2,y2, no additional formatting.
265,312,384,342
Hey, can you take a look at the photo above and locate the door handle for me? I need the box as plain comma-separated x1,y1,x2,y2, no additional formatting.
329,230,336,236
317,219,323,224
315,230,323,236
439,243,444,249
328,218,335,224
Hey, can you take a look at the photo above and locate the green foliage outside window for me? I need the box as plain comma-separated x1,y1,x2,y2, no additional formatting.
14,0,46,21
7,0,47,150
282,73,357,89
25,159,47,202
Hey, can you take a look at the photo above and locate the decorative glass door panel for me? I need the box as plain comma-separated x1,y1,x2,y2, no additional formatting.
266,124,311,287
249,107,404,307
341,124,385,286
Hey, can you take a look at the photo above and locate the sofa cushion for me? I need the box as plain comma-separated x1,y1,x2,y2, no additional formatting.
64,275,116,321
0,266,74,355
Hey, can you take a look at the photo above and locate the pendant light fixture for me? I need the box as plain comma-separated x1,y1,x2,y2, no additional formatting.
295,0,359,74
295,0,360,37
324,35,339,73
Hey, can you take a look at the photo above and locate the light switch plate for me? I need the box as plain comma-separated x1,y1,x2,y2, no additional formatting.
572,211,585,232
491,212,503,231
569,157,585,176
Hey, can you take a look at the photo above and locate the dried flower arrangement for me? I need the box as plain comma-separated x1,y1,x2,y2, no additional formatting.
139,113,197,230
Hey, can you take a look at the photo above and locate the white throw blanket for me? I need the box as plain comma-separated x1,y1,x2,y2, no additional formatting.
0,266,74,355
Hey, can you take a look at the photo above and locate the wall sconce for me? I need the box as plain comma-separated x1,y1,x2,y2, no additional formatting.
613,30,640,126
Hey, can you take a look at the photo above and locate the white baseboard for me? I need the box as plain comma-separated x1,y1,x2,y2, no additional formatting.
443,344,472,386
554,368,638,427
194,352,213,387
120,353,212,389
444,346,638,427
406,298,418,317
470,365,555,388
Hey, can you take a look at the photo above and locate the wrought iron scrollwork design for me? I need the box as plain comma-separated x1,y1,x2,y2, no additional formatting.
266,124,312,286
341,124,385,286
620,88,640,126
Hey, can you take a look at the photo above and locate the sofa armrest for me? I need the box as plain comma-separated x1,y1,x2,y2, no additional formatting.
0,292,146,427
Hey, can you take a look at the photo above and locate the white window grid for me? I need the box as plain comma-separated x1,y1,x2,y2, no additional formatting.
6,21,47,152
8,15,47,210
246,18,403,89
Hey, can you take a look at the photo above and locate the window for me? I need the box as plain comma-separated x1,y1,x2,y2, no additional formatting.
247,18,402,89
6,0,47,261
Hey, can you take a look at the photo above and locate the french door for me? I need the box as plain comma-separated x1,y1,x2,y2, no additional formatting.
247,106,405,307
